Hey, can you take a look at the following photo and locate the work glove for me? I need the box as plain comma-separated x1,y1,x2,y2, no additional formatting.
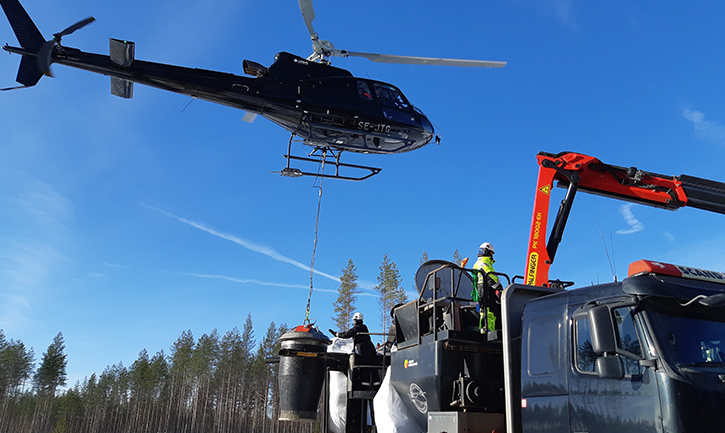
492,281,503,297
329,329,337,337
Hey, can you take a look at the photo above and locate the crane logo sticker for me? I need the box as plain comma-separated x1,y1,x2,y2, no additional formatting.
404,359,418,368
539,184,551,195
526,252,538,285
408,383,428,414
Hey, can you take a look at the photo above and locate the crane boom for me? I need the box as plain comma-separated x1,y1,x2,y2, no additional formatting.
525,151,725,287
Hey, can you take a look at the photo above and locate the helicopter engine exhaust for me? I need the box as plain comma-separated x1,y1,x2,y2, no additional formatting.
243,59,268,77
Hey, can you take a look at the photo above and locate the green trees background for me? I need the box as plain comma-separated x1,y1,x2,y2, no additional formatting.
0,321,300,433
0,252,427,433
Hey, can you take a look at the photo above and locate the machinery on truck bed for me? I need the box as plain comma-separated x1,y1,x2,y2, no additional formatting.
276,151,725,433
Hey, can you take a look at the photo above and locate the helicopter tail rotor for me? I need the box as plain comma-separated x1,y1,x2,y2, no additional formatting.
38,16,95,76
53,16,95,42
0,0,94,78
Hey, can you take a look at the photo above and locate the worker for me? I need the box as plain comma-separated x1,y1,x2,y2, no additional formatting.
330,312,376,358
472,242,502,332
385,304,403,349
330,312,380,386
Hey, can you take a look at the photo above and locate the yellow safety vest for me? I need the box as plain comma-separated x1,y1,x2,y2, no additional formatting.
474,256,499,283
472,256,498,331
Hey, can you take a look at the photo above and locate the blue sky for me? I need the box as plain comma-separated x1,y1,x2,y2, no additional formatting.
2,0,725,388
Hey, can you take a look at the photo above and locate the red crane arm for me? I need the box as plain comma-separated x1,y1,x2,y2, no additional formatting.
525,151,725,287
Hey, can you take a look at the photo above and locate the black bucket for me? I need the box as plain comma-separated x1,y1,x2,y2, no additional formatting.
278,324,331,421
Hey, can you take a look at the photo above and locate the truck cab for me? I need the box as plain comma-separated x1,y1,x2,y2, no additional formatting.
506,260,725,433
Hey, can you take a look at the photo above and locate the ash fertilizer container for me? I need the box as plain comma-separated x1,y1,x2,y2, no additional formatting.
278,324,331,421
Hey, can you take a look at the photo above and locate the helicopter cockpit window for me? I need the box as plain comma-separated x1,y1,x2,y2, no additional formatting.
357,81,373,101
373,83,410,110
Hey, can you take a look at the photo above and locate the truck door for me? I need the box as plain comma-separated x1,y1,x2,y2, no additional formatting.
569,305,662,433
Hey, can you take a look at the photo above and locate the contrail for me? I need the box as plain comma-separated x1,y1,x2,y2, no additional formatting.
179,272,377,296
616,203,644,235
183,273,336,292
140,204,341,283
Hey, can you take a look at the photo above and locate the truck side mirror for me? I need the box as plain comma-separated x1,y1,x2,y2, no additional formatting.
596,355,624,380
588,305,626,380
588,305,618,354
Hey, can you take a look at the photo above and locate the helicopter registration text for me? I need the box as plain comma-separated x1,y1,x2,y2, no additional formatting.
357,121,391,134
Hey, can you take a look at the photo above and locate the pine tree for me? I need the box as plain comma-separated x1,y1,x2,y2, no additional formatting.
453,249,463,265
191,330,220,432
250,322,279,432
33,332,67,433
269,323,287,430
412,251,430,292
376,253,407,337
168,330,195,433
419,250,429,265
2,339,34,398
34,332,67,395
239,315,256,430
332,259,361,330
0,330,8,399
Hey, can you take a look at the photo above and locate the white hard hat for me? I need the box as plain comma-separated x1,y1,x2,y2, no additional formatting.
479,242,494,254
353,312,363,322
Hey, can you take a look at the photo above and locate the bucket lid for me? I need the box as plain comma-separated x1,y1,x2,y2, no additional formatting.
278,324,331,344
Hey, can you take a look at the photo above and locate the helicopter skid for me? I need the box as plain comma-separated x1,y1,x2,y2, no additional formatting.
275,153,381,181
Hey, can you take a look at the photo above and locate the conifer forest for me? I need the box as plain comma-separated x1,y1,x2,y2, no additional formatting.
0,315,320,433
0,254,415,433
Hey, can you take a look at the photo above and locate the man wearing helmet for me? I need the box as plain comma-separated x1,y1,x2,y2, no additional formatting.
330,312,380,386
329,312,376,359
474,243,498,286
473,242,502,332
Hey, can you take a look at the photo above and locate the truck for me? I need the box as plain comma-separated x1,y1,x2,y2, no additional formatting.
276,151,725,433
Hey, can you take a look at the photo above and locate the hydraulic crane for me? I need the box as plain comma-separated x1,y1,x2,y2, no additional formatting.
525,151,725,287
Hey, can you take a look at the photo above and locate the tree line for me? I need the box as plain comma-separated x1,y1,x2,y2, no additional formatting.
0,317,312,433
0,251,444,433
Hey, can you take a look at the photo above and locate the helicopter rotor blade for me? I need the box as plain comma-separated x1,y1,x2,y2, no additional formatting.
336,50,506,68
54,16,95,39
297,0,317,38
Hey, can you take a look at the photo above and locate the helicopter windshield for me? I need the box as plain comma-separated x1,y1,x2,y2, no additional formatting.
373,83,410,110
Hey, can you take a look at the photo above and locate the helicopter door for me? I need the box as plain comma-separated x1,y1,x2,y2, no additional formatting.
299,78,356,110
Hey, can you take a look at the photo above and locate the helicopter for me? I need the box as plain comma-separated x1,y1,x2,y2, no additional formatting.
1,0,505,180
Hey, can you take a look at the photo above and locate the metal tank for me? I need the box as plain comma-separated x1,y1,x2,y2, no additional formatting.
278,324,331,421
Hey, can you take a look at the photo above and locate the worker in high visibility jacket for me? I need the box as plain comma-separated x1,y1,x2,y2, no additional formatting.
472,242,500,332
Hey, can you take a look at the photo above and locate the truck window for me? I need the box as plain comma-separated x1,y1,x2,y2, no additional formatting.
527,315,560,376
574,307,643,376
574,318,597,373
613,307,643,375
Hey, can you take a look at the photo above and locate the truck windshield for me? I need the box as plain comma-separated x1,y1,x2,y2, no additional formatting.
644,297,725,371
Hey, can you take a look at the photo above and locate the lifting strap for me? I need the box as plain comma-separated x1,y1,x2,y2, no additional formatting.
304,150,327,324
